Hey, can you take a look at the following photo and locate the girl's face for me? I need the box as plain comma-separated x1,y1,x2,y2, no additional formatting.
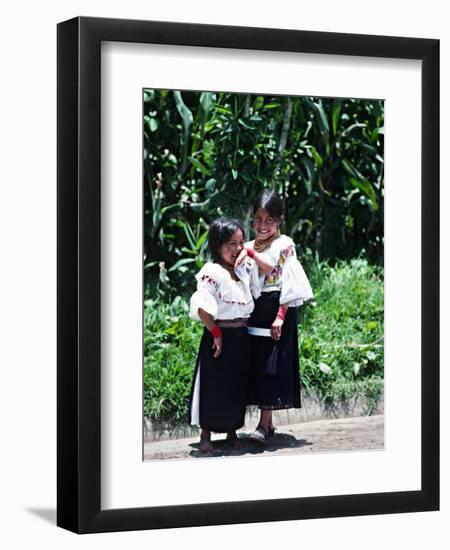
253,207,279,241
219,229,244,267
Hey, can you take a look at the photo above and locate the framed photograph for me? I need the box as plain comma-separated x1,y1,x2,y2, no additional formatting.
57,16,439,533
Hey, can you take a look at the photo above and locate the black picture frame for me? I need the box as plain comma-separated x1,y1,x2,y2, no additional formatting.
57,16,439,534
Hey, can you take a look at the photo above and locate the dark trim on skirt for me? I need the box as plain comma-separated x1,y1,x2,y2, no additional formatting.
188,326,250,433
248,291,301,410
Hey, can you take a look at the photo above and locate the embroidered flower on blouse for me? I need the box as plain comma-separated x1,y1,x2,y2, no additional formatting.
217,292,245,306
264,265,282,286
222,299,246,305
279,245,295,265
264,244,295,286
200,274,218,287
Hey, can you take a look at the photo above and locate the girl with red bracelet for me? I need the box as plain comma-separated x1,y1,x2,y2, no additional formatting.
244,190,314,445
188,218,261,453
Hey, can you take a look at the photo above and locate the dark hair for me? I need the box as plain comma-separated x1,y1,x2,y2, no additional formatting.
208,217,245,263
253,189,285,221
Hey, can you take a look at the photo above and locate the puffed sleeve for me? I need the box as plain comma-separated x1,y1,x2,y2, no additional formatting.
235,257,261,300
279,242,314,306
249,260,262,299
189,263,220,321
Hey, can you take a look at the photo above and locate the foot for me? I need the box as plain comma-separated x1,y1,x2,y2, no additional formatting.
199,438,216,454
248,425,267,444
226,433,246,450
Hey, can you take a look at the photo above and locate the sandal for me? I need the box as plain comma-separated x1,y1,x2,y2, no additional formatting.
248,425,267,444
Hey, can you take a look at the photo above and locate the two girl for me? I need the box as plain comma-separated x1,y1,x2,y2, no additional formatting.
189,191,313,452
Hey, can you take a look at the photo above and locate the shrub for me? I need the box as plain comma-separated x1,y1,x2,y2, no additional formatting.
299,257,384,398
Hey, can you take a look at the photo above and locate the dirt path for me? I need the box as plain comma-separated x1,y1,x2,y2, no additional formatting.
144,414,384,460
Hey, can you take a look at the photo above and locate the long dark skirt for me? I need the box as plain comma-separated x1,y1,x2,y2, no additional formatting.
189,327,250,433
248,291,301,409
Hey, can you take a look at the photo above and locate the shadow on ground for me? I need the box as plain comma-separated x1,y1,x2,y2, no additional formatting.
189,432,313,458
26,508,56,525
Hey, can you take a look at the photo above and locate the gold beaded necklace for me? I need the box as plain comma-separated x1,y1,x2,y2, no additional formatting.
253,228,281,253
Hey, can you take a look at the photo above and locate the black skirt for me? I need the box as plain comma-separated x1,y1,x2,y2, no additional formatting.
188,327,250,433
248,291,301,409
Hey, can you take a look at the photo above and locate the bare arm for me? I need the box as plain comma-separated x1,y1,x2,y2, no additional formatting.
235,248,273,274
198,308,222,358
251,249,274,274
198,308,216,332
270,302,289,341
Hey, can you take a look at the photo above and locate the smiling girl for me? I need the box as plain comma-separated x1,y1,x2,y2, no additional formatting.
188,218,266,453
238,190,314,444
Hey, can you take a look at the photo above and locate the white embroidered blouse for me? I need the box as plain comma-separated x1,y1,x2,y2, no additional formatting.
189,258,261,321
246,234,313,307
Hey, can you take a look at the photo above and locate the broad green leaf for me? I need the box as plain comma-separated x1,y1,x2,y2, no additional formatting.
168,258,196,272
263,102,281,110
306,98,329,136
200,92,213,114
205,178,216,192
341,122,366,137
301,157,315,190
350,177,379,210
360,143,378,156
182,223,196,249
196,230,208,249
253,96,264,111
148,118,159,132
173,91,193,174
316,101,329,135
173,91,193,140
214,105,233,115
143,90,154,103
307,145,323,169
342,159,363,180
332,98,343,134
238,118,256,130
190,157,211,176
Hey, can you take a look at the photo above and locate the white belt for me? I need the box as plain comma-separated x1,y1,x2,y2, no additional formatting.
247,326,272,337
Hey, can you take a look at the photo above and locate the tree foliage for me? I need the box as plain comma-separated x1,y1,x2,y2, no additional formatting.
143,90,384,298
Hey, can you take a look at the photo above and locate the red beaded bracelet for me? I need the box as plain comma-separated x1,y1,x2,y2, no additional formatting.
245,247,255,258
210,326,222,338
276,307,287,321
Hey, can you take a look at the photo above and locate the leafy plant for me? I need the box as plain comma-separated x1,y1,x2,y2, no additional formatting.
299,257,384,400
143,91,384,296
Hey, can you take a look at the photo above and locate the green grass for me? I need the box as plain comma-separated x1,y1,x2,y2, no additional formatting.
299,258,384,403
143,296,203,424
144,258,384,425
